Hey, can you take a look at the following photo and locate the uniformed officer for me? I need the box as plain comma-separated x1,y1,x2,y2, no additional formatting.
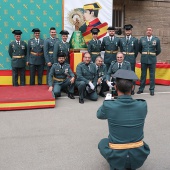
101,26,120,70
75,52,98,104
27,28,45,85
53,30,70,63
88,28,102,63
44,27,60,84
97,69,150,170
137,27,161,96
120,24,139,95
95,56,108,97
106,52,131,96
48,52,75,99
8,30,27,86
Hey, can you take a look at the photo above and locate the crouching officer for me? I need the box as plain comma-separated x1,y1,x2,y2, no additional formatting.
97,69,150,170
75,52,98,104
27,28,45,85
106,52,131,96
48,52,75,99
88,28,101,63
95,56,108,97
8,30,27,86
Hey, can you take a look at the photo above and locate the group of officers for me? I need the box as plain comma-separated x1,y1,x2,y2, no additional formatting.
8,24,160,169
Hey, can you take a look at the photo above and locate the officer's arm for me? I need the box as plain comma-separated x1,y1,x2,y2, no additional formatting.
119,39,123,52
106,64,112,81
97,102,107,119
8,43,13,58
48,65,55,86
43,40,50,63
27,40,31,62
87,41,92,53
156,38,161,56
76,64,89,84
100,39,105,51
53,42,59,63
68,66,75,78
134,38,139,58
24,42,27,57
138,38,142,54
128,62,131,70
92,67,98,86
102,65,107,80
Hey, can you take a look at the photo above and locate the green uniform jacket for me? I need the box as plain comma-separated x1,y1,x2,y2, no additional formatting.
27,38,45,65
106,60,131,81
53,41,70,63
8,40,27,68
97,95,150,169
88,39,101,62
139,36,161,64
76,62,98,86
120,36,138,64
43,37,60,64
48,62,74,87
96,63,107,81
101,36,120,64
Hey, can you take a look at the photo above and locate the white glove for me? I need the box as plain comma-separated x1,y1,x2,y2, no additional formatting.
89,81,95,90
107,81,113,88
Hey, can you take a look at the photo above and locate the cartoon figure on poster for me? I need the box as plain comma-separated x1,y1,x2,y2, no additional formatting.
68,2,108,43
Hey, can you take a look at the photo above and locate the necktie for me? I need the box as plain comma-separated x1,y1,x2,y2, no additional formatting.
127,36,129,43
36,39,39,44
148,37,150,41
111,37,113,42
118,63,121,69
17,41,19,45
95,40,97,44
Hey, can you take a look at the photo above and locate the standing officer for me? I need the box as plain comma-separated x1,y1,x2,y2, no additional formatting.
97,69,150,170
76,52,98,104
48,52,75,99
44,27,60,84
8,30,27,86
101,26,120,70
88,28,101,63
53,30,70,63
27,28,45,85
95,56,108,97
106,52,131,96
137,27,161,96
120,24,138,94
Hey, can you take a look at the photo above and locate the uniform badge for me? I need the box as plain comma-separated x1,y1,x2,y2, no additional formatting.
64,68,68,73
152,40,156,46
131,41,134,46
21,45,25,49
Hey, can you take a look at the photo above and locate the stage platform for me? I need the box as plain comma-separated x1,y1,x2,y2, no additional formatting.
0,85,55,111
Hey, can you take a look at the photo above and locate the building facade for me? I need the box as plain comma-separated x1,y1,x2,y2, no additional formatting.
113,0,170,62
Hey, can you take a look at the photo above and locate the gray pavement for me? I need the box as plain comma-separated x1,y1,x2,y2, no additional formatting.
0,85,170,170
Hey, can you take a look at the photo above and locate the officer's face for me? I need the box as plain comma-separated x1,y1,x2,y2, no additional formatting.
84,10,94,21
125,30,132,36
83,53,91,64
58,57,65,63
92,34,98,39
108,30,115,36
96,58,103,66
62,35,68,42
50,30,56,38
116,54,124,63
146,27,153,37
15,35,21,41
34,32,40,39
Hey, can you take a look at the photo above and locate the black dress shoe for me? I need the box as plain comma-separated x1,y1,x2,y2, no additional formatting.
79,98,84,104
150,91,154,96
99,92,106,97
131,91,135,95
68,93,75,99
137,90,143,94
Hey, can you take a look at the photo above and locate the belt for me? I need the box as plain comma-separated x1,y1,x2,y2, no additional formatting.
91,52,100,55
105,50,118,54
12,55,24,58
142,52,156,55
109,140,144,150
31,52,43,56
123,52,135,55
53,77,66,82
49,51,53,54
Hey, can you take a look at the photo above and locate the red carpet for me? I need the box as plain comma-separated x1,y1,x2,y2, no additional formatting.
0,85,55,110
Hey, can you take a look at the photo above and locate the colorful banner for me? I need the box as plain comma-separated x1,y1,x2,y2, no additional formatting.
0,0,63,70
64,0,112,43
